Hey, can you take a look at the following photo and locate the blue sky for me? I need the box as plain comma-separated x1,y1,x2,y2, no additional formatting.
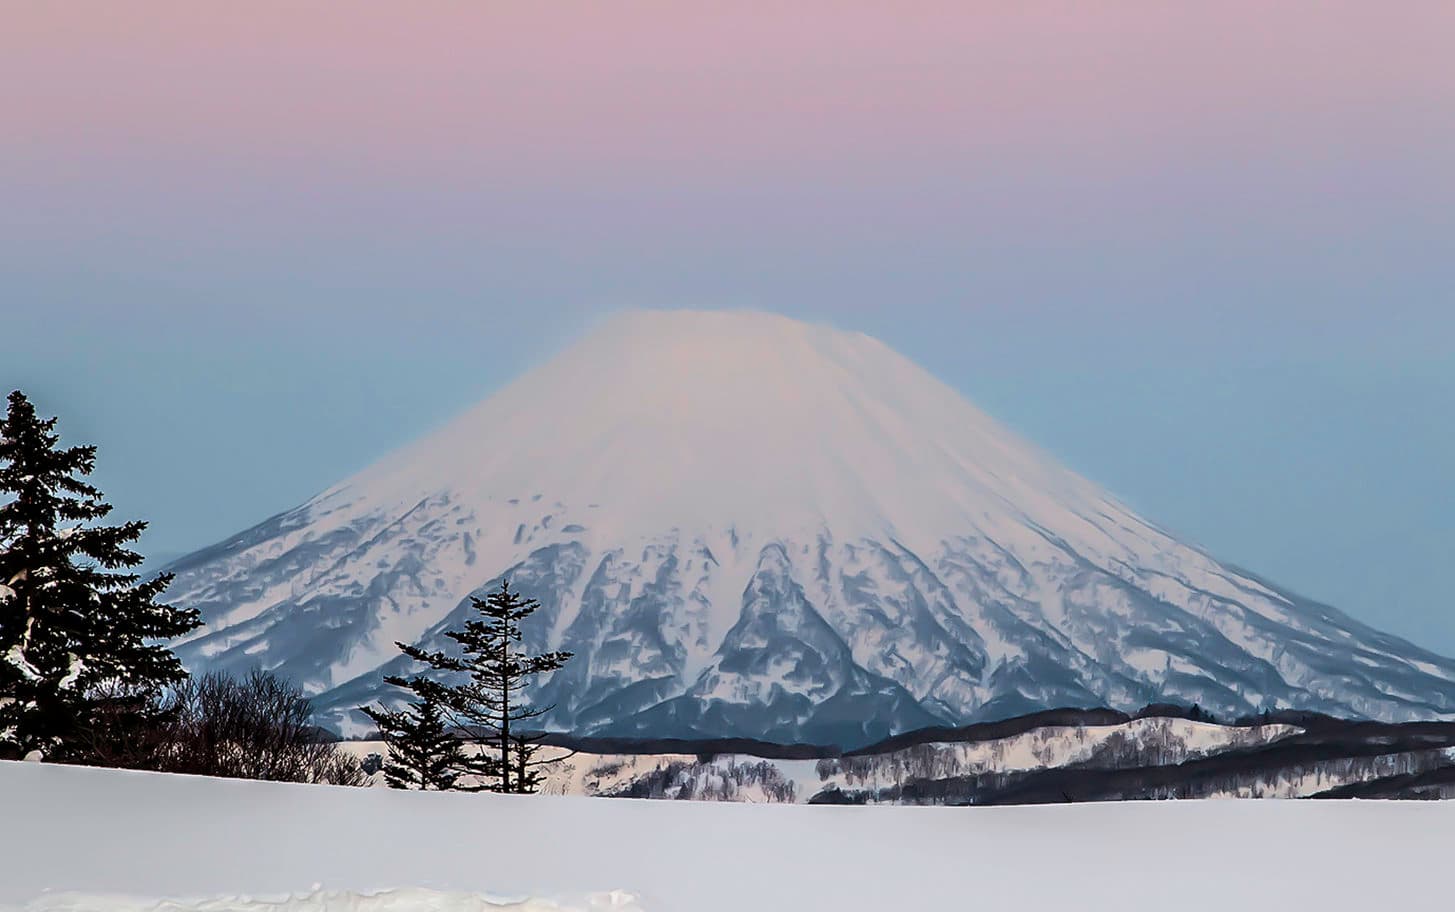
3,3,1453,653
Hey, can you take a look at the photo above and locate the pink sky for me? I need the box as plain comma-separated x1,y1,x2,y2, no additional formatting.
8,3,1452,193
7,2,1451,323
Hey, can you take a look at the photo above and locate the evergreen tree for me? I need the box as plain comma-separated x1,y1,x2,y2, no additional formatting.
0,391,200,760
361,693,467,790
377,579,572,792
509,730,548,794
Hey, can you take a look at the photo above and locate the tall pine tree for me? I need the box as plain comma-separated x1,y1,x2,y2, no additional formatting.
373,579,571,792
0,391,200,760
361,692,467,790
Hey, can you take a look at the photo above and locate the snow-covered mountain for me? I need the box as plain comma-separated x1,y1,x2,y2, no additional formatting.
164,310,1455,744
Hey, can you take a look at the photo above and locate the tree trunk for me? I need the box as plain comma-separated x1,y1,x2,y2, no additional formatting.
500,667,511,793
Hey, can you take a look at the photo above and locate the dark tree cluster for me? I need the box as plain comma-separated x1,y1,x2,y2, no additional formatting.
363,692,465,790
365,580,574,793
1,391,361,786
602,758,797,803
1,391,199,762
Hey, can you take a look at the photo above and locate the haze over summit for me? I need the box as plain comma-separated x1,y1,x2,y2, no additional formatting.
337,309,1105,542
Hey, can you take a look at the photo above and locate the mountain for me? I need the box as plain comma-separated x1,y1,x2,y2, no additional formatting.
164,310,1455,745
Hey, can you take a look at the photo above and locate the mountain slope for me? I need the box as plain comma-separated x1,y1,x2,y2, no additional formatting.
164,310,1455,744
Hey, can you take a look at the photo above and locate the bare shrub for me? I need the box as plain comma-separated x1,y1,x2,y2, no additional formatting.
66,680,179,769
154,669,362,785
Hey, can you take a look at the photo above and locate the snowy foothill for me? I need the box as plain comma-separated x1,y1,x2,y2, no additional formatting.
339,716,1307,803
2,760,1453,911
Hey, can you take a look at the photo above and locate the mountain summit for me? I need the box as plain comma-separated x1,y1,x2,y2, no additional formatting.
167,310,1455,744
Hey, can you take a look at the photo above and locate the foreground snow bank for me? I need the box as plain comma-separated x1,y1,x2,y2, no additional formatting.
10,888,640,912
2,760,1453,911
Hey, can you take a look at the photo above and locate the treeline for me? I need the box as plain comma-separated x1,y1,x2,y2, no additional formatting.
360,579,573,793
601,757,797,803
78,669,363,784
808,723,1455,805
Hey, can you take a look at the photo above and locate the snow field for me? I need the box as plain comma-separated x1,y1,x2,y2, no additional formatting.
8,889,641,912
3,759,1453,912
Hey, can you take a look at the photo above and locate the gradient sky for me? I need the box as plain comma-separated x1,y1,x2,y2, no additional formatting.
3,4,1453,649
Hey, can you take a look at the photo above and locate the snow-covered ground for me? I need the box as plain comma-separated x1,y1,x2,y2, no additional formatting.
2,760,1452,911
12,890,640,912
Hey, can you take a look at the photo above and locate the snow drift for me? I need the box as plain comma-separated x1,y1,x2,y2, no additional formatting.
11,890,640,912
162,310,1455,742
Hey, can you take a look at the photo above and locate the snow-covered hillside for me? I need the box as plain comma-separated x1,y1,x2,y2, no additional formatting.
3,760,1454,911
162,310,1455,742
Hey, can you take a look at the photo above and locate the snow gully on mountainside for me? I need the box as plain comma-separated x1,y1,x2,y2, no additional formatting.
159,311,1455,743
